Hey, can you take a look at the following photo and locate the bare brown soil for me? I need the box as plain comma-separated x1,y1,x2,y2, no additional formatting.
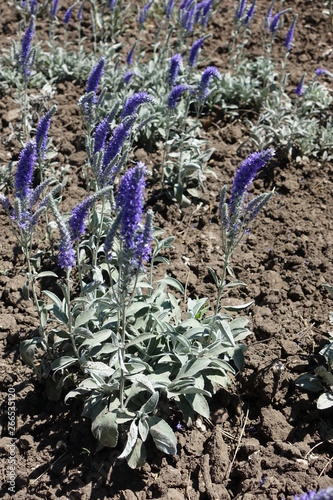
0,1,332,499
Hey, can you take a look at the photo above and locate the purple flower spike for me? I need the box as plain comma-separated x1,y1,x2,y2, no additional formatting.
15,140,37,201
69,195,94,240
50,0,59,18
188,38,204,67
102,115,136,171
58,228,75,270
139,0,154,26
270,9,289,33
197,66,221,102
315,68,333,78
94,117,110,154
167,84,194,109
86,57,105,95
264,0,275,29
230,148,275,210
36,105,56,159
30,0,38,15
295,74,305,97
199,0,213,27
108,0,117,10
185,5,195,31
168,54,183,89
116,162,146,251
48,197,75,270
237,0,247,19
77,0,86,20
284,14,298,51
121,92,155,118
126,42,136,66
136,209,154,266
64,1,78,24
123,70,135,85
20,15,34,75
166,0,175,20
243,0,256,26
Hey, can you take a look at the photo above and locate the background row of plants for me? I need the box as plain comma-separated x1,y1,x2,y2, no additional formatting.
0,0,332,469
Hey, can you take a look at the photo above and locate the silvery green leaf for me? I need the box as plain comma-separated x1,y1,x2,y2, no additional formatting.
139,391,159,415
118,420,138,460
169,293,181,323
192,393,210,419
138,419,150,442
180,387,211,396
202,342,228,357
231,345,246,371
82,361,114,378
22,283,30,300
117,409,136,424
127,438,146,469
223,280,247,289
206,373,228,388
208,267,220,287
126,333,156,347
187,297,208,319
216,320,235,347
133,373,155,394
51,356,78,372
37,271,58,279
75,308,97,327
40,308,48,328
91,409,118,448
98,344,119,355
20,338,39,367
126,302,150,316
53,305,68,324
223,301,253,311
210,358,235,374
230,317,249,329
81,329,112,346
317,392,333,410
168,378,196,392
64,387,91,403
295,374,325,392
82,280,103,295
176,358,211,379
171,332,191,351
320,343,333,362
73,326,94,338
148,416,177,455
187,188,200,197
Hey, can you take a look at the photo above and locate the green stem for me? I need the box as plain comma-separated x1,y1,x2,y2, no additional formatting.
24,238,47,343
209,249,231,342
65,268,81,363
161,112,171,186
177,95,191,184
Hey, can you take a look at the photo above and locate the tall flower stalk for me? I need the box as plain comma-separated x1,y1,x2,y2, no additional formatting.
210,149,275,339
104,162,153,408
